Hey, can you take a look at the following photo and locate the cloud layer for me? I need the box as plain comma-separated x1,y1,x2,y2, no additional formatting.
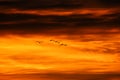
0,0,120,80
0,0,120,36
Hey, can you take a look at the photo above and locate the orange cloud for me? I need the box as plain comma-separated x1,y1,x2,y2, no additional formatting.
0,0,120,80
0,34,120,75
3,8,117,16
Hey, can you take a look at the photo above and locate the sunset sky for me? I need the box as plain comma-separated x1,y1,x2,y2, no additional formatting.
0,0,120,80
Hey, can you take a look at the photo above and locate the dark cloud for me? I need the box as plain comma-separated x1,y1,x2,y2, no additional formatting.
0,11,120,36
99,0,120,7
0,0,120,36
0,12,120,26
0,13,39,22
0,0,119,10
0,0,83,10
1,72,120,80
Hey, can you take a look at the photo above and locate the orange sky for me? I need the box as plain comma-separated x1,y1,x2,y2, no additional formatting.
0,34,120,75
0,0,120,80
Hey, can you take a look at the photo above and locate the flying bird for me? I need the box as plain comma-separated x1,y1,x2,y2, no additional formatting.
60,44,64,46
54,41,60,44
50,40,54,41
60,43,67,46
49,39,68,46
63,44,67,46
36,41,42,44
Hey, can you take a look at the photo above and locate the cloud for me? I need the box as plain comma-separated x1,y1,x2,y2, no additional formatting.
0,1,120,80
0,0,120,12
0,0,83,10
0,72,120,80
99,0,120,7
0,8,119,36
0,0,119,11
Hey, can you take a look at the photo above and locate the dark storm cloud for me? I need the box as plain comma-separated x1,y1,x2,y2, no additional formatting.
0,13,39,22
99,0,120,7
0,14,119,35
0,11,120,26
0,0,83,10
0,0,119,10
1,72,120,80
99,11,120,26
0,11,120,35
0,0,120,36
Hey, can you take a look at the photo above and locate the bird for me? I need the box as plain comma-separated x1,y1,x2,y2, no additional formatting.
36,41,42,44
54,41,60,44
50,40,53,41
63,44,67,46
49,39,68,46
60,43,67,46
60,44,64,46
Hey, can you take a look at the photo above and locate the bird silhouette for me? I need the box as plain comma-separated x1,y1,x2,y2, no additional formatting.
60,43,67,46
63,44,67,46
50,40,54,41
36,41,42,44
49,39,68,46
54,41,60,44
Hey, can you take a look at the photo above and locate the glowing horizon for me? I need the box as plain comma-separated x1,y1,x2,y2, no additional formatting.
0,34,119,75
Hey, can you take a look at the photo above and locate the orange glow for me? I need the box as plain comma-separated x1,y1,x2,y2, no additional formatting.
2,8,117,16
0,0,120,79
0,34,120,75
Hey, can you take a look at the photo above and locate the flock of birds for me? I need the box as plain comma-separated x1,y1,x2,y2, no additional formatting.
50,40,67,46
36,39,67,46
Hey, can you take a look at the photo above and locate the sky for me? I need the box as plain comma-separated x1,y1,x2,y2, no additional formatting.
0,0,120,80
